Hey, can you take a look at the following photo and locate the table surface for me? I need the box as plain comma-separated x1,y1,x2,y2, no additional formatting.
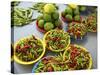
11,2,97,74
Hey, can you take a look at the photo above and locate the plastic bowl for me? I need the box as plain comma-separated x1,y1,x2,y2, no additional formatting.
43,30,70,52
63,44,93,69
14,35,45,65
32,59,42,73
67,22,87,41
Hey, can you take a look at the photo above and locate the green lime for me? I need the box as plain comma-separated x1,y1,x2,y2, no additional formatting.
37,15,43,21
65,14,73,21
44,4,56,14
64,6,72,15
52,12,59,20
79,6,86,12
74,15,80,21
44,22,54,31
43,13,52,22
74,8,80,15
55,19,62,27
38,19,44,28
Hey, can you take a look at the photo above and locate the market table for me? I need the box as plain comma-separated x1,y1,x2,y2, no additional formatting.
11,2,97,74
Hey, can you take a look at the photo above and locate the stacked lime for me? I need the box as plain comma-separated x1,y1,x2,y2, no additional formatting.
62,4,86,22
37,4,62,32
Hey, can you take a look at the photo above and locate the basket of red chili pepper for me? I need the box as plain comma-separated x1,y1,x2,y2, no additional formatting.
43,30,70,52
67,22,87,40
63,44,92,70
14,35,45,65
32,56,69,73
83,13,97,32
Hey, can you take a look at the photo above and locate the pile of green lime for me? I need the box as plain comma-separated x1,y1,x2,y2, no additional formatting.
62,5,86,22
37,4,62,32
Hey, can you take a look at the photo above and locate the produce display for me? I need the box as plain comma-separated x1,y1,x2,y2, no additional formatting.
43,30,70,52
11,7,34,26
11,2,97,74
67,22,87,40
61,5,86,23
63,44,92,70
14,35,45,65
32,44,92,73
83,13,97,32
33,56,68,73
36,4,62,33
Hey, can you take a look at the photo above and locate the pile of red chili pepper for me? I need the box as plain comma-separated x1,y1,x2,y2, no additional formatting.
15,35,43,62
64,44,91,70
67,22,87,39
34,56,68,72
86,13,97,32
44,30,70,51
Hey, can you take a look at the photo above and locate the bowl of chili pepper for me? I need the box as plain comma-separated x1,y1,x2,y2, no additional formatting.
43,29,70,52
63,44,93,70
32,56,69,73
67,22,87,40
85,13,97,32
14,35,45,65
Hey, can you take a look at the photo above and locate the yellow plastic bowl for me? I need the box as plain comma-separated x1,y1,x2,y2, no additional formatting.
63,44,92,69
14,36,45,65
43,30,70,52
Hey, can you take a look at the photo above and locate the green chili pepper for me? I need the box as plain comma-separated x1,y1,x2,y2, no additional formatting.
11,7,34,26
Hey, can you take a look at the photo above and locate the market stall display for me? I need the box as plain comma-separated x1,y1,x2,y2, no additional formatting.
11,2,97,74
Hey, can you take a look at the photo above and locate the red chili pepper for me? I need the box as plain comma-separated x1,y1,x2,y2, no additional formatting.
71,28,75,33
21,49,27,54
47,66,53,72
68,60,77,68
24,45,30,48
58,44,64,48
67,30,71,33
75,32,81,38
70,45,75,50
52,37,60,41
70,46,79,60
93,27,96,30
52,37,56,41
42,59,48,64
71,53,75,59
16,45,20,49
77,28,81,31
49,37,52,40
